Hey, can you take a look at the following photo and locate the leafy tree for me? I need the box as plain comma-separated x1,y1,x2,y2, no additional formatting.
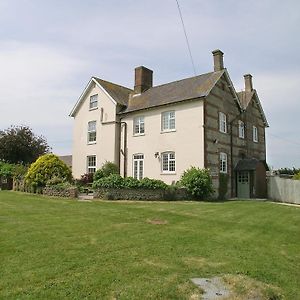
25,154,72,188
180,167,214,200
0,125,50,164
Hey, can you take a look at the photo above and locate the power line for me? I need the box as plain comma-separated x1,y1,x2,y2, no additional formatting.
268,132,300,148
175,0,197,76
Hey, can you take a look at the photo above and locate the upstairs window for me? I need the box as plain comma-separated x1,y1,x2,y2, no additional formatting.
133,116,145,135
220,152,227,173
219,112,227,133
161,152,176,173
89,94,98,110
238,120,245,139
253,126,258,142
87,155,96,173
162,111,175,132
87,121,97,143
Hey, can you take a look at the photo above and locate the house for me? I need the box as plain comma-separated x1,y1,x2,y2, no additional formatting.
70,50,269,198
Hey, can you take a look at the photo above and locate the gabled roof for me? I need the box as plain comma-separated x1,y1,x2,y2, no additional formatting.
120,70,227,114
93,77,132,107
237,90,269,127
69,77,132,117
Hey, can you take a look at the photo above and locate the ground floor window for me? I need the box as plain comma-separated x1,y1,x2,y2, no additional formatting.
133,154,144,180
87,155,96,174
220,152,227,173
161,152,176,173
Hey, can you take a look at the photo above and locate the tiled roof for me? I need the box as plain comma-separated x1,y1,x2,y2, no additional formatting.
59,155,72,168
120,70,224,114
237,90,255,110
93,77,132,106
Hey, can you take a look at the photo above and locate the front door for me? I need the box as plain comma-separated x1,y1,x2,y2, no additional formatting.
237,171,250,198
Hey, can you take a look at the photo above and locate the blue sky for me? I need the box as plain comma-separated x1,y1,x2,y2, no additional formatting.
0,0,299,169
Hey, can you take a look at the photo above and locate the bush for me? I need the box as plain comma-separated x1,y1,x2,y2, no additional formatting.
94,161,119,181
0,162,15,177
93,175,168,190
77,173,94,185
139,177,168,190
293,172,300,180
92,174,124,189
25,154,72,188
180,167,214,200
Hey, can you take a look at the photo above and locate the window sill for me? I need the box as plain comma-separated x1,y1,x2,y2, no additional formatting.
160,129,176,134
87,142,96,145
219,130,227,134
133,133,145,137
89,107,98,111
161,172,176,175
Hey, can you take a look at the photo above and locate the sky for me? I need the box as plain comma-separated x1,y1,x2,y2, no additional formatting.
0,0,299,169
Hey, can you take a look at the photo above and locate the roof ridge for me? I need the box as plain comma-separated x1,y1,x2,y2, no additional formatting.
149,71,217,90
93,76,133,92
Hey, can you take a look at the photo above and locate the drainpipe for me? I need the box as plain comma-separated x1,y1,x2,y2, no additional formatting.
100,113,127,177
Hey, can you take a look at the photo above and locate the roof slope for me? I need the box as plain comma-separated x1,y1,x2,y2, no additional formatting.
120,70,224,114
237,90,269,127
93,77,132,106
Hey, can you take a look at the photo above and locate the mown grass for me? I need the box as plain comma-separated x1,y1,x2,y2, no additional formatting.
0,191,299,299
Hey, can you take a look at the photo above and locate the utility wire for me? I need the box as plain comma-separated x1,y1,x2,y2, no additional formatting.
175,0,197,76
268,132,300,148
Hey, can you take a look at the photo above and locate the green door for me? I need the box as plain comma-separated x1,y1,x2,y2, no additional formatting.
237,171,250,198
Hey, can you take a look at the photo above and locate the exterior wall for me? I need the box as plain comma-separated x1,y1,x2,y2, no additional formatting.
72,82,119,178
120,100,205,184
268,176,300,204
204,75,267,197
204,76,241,197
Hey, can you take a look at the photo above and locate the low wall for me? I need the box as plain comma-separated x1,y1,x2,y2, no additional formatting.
94,188,190,201
42,186,78,198
268,176,300,204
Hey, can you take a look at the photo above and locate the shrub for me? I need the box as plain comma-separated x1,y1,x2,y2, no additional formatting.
123,176,140,189
25,154,72,188
94,161,119,181
139,177,168,190
293,172,300,180
77,173,94,185
180,167,214,200
92,174,124,189
0,162,15,177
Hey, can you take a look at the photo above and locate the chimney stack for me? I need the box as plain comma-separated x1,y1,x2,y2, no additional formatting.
134,66,153,94
244,74,253,92
212,49,224,72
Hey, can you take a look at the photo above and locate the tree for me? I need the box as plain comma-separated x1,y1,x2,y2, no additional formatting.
25,154,72,188
0,125,50,164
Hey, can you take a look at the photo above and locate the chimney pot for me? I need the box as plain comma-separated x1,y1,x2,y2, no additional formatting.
244,74,253,92
212,49,224,71
134,66,153,94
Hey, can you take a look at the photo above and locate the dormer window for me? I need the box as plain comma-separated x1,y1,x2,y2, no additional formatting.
89,94,98,110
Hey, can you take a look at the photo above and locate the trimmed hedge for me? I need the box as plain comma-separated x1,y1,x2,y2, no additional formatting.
92,175,168,190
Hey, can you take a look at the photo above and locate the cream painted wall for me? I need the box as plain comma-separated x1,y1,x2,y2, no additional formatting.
120,100,205,184
72,81,118,178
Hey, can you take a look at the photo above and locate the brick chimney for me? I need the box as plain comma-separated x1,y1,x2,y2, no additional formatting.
134,66,153,94
212,49,224,72
244,74,253,92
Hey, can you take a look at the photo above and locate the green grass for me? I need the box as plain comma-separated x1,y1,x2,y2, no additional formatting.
0,191,299,299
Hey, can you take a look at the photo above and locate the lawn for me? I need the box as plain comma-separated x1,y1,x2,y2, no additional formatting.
0,191,299,299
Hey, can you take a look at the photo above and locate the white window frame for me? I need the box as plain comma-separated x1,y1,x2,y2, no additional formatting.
87,121,97,144
161,111,175,132
219,112,227,133
253,126,258,142
220,152,227,173
133,154,144,180
238,120,245,139
87,155,96,174
89,94,98,110
161,152,176,173
133,116,145,135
